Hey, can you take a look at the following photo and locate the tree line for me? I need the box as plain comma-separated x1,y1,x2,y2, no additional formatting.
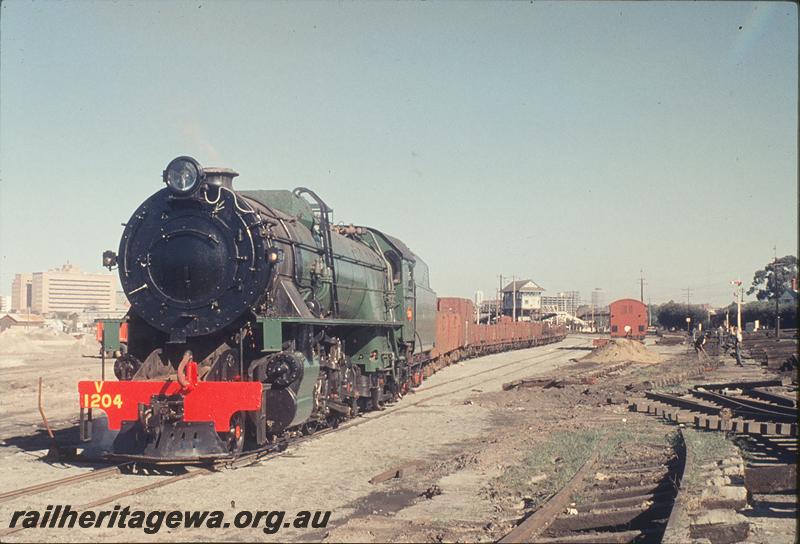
651,300,797,330
651,255,798,330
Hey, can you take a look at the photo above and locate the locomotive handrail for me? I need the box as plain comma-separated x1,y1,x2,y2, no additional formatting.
268,234,386,272
294,187,340,316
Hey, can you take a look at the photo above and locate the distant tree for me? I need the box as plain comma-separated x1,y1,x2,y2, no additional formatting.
710,305,733,328
747,255,798,301
710,301,798,329
656,301,706,330
648,304,661,327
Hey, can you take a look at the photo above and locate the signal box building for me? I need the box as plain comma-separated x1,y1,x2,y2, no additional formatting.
609,298,648,339
501,279,545,320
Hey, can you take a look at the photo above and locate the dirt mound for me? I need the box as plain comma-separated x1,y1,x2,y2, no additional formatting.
0,327,98,356
580,338,662,364
0,329,51,354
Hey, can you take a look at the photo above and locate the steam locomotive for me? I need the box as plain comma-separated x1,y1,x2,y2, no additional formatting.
78,156,563,462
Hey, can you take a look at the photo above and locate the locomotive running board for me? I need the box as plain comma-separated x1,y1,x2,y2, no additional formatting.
259,317,403,353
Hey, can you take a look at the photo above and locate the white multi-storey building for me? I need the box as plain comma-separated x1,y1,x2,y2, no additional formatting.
29,264,116,314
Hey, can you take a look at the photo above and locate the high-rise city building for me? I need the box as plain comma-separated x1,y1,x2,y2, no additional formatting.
22,264,117,314
591,288,605,309
11,273,33,312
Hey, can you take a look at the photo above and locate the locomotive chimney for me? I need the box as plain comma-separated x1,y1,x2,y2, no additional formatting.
204,167,239,189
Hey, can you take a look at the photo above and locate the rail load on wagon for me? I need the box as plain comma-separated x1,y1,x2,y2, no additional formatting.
78,156,565,464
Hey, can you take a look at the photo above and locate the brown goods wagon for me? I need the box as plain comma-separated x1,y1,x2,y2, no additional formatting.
495,316,515,345
474,323,489,345
472,322,495,346
609,298,648,339
433,297,475,357
475,323,487,345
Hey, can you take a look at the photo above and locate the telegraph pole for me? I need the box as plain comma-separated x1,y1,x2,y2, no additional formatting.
681,287,692,331
498,274,503,321
773,248,781,339
731,280,742,334
512,274,517,322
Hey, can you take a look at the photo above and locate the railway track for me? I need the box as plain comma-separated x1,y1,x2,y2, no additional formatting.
0,432,321,539
348,339,586,426
635,379,797,442
633,378,797,496
0,469,222,537
0,464,131,504
498,429,687,543
0,338,583,539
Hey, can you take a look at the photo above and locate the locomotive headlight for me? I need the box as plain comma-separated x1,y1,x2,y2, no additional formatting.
163,156,204,195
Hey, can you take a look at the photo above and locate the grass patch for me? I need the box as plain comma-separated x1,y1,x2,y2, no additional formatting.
493,421,679,509
682,428,735,487
650,382,690,393
494,429,602,508
684,428,733,464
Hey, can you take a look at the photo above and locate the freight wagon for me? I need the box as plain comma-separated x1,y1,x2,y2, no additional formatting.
609,298,648,340
423,297,565,376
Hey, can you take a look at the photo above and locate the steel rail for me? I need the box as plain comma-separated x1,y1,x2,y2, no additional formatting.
689,390,797,423
695,379,783,391
696,389,797,415
747,388,796,408
645,391,794,424
0,468,210,539
0,463,131,504
645,392,728,416
662,428,691,542
416,343,571,395
497,438,608,543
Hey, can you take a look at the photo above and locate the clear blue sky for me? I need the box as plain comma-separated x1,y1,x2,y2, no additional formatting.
1,1,797,307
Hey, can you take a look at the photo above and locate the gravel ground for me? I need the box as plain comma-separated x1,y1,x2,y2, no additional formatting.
1,333,794,543
0,334,588,542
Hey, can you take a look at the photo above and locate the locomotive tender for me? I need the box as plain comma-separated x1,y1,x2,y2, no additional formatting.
78,156,563,462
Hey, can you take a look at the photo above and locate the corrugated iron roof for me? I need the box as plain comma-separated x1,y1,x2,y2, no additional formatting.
1,313,45,323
